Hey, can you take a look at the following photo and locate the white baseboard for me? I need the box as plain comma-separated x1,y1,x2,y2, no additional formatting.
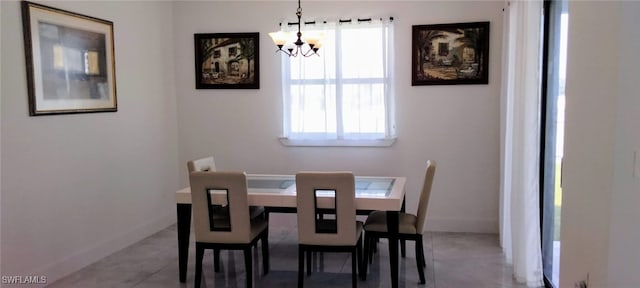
37,212,175,285
425,217,499,233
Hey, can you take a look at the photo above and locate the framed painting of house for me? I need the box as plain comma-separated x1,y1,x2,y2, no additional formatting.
412,22,489,86
21,1,117,116
194,32,259,89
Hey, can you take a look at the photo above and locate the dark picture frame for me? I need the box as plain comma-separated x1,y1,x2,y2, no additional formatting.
194,33,259,89
21,1,117,116
412,21,490,86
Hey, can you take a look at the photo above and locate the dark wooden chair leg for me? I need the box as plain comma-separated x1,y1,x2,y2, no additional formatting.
262,230,270,274
363,234,369,265
421,238,427,268
351,248,357,288
298,246,305,288
417,240,425,268
357,236,364,280
306,251,312,275
213,249,221,272
422,237,427,267
416,238,426,284
195,244,205,288
362,235,369,280
244,247,253,288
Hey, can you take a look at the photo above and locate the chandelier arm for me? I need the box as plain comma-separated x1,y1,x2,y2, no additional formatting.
275,48,293,57
300,47,319,57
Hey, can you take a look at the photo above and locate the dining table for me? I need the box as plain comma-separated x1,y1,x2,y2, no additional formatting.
175,174,407,288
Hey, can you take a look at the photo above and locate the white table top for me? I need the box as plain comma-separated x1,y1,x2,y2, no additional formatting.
176,174,406,211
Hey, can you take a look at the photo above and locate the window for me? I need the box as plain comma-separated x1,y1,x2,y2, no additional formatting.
228,46,237,57
438,42,449,56
279,20,395,146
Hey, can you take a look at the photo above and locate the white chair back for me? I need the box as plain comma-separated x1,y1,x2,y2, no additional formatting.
415,160,436,233
295,172,357,246
189,171,252,244
187,156,216,172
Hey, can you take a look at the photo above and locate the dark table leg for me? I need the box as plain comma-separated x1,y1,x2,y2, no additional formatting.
400,197,406,257
177,203,192,283
387,210,399,288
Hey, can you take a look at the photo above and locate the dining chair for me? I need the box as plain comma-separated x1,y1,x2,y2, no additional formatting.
295,172,363,288
362,160,436,284
187,156,266,271
188,157,266,220
189,171,269,288
187,156,217,173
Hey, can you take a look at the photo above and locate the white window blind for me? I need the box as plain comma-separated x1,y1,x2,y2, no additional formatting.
280,19,395,145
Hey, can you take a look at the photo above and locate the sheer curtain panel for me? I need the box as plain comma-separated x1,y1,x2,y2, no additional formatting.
499,1,544,286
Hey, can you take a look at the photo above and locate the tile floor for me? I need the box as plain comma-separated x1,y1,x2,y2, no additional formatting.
48,222,540,288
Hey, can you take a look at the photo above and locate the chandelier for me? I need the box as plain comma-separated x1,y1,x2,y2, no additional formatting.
268,0,323,57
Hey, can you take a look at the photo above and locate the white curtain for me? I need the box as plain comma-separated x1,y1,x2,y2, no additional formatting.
499,0,544,286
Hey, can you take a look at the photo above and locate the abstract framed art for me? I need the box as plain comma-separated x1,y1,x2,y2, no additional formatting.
21,1,117,116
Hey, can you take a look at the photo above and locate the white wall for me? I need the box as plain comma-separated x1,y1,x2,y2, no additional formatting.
0,0,179,284
174,0,504,233
560,1,617,286
608,1,640,287
3,1,638,286
0,0,504,283
560,1,640,287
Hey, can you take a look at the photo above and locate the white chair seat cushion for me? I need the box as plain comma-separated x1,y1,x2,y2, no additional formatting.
364,210,418,234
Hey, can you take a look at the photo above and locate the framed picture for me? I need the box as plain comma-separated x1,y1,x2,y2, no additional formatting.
412,21,490,86
194,33,260,89
21,1,117,116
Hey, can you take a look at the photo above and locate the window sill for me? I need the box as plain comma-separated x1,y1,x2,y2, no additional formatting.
278,137,396,147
